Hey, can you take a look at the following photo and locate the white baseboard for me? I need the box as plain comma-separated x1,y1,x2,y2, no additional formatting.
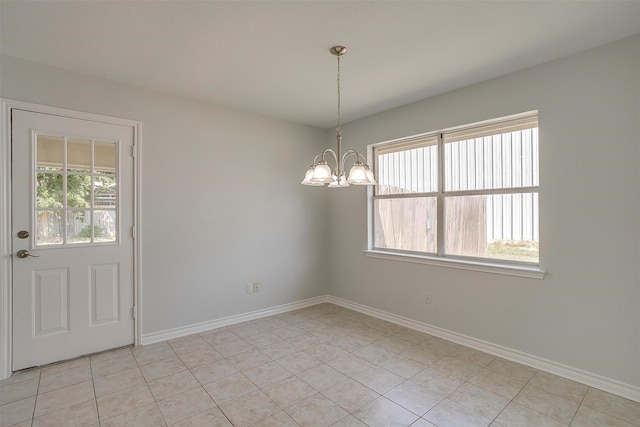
141,295,329,345
328,295,640,403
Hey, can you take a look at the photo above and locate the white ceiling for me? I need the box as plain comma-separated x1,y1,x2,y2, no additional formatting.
1,1,639,129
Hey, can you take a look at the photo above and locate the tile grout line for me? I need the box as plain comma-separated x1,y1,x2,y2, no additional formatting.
489,367,561,427
568,386,589,426
92,347,154,426
90,351,105,426
489,367,535,426
133,345,170,427
400,346,464,423
568,387,640,427
167,336,233,427
30,368,41,427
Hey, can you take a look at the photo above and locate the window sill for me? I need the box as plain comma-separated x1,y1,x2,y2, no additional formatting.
363,250,546,279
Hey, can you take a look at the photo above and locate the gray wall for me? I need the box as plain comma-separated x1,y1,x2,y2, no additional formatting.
328,35,640,388
1,55,331,335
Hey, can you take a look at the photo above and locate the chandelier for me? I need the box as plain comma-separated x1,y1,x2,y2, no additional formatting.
301,46,376,188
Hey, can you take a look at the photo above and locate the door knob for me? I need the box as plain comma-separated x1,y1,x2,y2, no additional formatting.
16,250,39,259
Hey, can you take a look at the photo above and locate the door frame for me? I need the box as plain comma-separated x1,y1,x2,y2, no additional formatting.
0,99,142,380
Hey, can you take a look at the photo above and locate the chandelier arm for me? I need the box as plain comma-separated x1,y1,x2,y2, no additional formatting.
341,149,357,164
322,148,338,170
342,149,369,166
356,152,369,165
312,153,324,165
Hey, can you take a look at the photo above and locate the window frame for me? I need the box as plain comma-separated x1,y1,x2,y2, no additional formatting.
367,112,545,279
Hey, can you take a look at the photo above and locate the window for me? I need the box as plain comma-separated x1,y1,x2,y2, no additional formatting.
372,113,539,266
36,135,118,246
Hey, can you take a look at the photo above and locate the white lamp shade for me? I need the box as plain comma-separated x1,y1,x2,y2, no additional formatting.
365,168,377,185
301,167,324,186
347,164,370,184
310,163,333,183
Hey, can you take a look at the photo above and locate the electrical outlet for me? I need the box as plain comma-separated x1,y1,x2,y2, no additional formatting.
246,283,253,294
424,292,431,304
253,282,260,293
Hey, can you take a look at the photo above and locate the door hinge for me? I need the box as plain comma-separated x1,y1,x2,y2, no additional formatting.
132,306,137,319
131,145,137,158
131,226,136,238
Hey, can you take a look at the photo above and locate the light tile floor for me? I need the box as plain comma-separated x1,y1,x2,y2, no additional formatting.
1,303,639,426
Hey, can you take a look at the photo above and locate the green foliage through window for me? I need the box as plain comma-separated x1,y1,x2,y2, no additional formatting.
37,173,91,208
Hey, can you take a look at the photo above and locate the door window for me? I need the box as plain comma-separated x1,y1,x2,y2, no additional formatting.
36,135,118,246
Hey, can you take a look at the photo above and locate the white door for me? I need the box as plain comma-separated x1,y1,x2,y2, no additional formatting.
12,109,135,370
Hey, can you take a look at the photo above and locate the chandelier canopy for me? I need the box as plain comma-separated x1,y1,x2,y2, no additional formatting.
301,46,376,188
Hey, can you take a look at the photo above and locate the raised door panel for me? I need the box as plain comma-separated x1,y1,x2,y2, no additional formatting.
90,264,119,325
33,269,69,337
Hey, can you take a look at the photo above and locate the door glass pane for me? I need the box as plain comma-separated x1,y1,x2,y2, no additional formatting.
95,141,116,175
374,197,437,253
67,139,91,173
66,174,91,208
445,193,539,263
37,173,63,208
93,211,116,242
66,210,91,244
94,175,116,208
37,136,64,171
36,210,63,245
